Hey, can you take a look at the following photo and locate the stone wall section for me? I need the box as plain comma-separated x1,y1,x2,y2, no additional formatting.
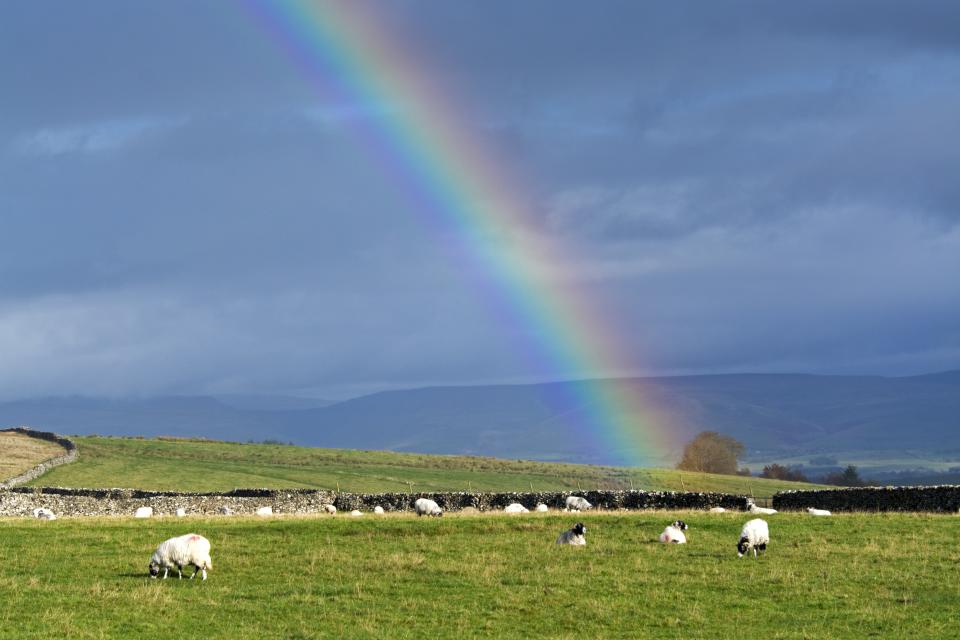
0,427,78,488
1,486,748,518
773,486,960,512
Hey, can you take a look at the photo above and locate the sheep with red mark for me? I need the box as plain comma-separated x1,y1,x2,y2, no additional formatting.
149,533,213,580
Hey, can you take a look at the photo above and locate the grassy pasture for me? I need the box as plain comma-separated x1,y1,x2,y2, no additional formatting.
0,432,66,481
30,436,828,497
0,511,957,639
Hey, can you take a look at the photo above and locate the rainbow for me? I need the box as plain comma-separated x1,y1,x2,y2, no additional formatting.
244,0,678,466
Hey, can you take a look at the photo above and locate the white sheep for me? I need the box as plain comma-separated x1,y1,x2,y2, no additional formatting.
748,502,777,515
32,507,56,520
709,507,727,513
134,507,153,518
807,507,832,516
175,508,187,517
414,498,443,517
565,496,592,512
535,503,549,513
659,520,688,544
373,506,385,515
323,504,337,515
350,509,363,517
737,518,770,558
556,522,587,546
149,533,213,580
256,506,273,517
504,503,529,514
220,506,234,516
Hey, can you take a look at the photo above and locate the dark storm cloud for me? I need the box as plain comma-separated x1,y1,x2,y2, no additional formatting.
0,1,957,399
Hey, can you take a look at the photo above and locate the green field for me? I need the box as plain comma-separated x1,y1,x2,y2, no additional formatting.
30,436,828,497
1,511,956,639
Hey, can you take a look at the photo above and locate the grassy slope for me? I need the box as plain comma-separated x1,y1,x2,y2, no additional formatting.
29,436,828,497
0,432,66,480
1,512,956,639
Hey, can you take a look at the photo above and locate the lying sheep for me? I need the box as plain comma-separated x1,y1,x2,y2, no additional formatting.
709,507,727,513
373,506,385,515
807,507,832,516
535,503,549,513
175,508,187,517
32,507,56,520
504,503,529,514
256,506,273,517
414,498,442,517
748,502,777,515
659,520,688,544
134,507,153,518
323,504,337,515
220,506,234,516
149,533,213,580
350,510,363,517
737,518,770,558
565,496,592,512
556,522,587,546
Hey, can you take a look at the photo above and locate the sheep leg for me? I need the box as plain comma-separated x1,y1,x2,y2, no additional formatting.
190,565,201,580
201,568,207,581
177,565,183,579
162,568,169,579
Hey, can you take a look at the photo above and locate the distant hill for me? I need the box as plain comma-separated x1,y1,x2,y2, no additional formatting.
1,371,958,468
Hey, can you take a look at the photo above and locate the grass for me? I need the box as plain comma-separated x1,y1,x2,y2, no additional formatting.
0,511,957,639
0,432,67,481
28,436,829,497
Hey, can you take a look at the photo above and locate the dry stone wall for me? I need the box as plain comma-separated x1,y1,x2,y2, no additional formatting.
773,486,960,512
1,486,748,518
0,427,78,488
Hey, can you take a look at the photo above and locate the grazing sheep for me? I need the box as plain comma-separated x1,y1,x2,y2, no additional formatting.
709,507,727,513
175,508,187,517
32,507,56,520
373,506,385,515
350,510,363,517
737,518,770,558
323,504,337,515
535,503,549,513
556,522,587,546
659,520,688,544
565,496,592,512
134,507,153,518
807,508,832,516
504,503,529,514
149,533,213,580
748,502,777,515
256,506,273,517
414,498,443,517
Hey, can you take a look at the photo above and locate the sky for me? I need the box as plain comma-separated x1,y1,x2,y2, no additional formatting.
1,0,958,401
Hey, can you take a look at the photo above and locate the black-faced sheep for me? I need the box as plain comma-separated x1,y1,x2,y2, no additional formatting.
32,507,56,520
556,522,587,545
149,533,213,580
414,498,442,517
659,520,688,544
737,518,770,558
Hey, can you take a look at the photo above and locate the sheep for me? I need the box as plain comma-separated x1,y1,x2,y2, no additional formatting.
220,506,234,516
149,533,213,580
807,507,832,516
323,504,337,515
504,503,529,514
175,508,187,517
256,506,273,517
535,503,549,513
556,522,587,546
134,507,153,518
414,498,443,517
32,507,56,520
748,502,777,515
659,520,688,544
350,509,363,517
709,507,727,513
373,506,385,515
565,496,592,512
737,518,770,558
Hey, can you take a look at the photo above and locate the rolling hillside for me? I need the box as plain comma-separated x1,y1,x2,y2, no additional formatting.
26,436,826,497
2,371,957,468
